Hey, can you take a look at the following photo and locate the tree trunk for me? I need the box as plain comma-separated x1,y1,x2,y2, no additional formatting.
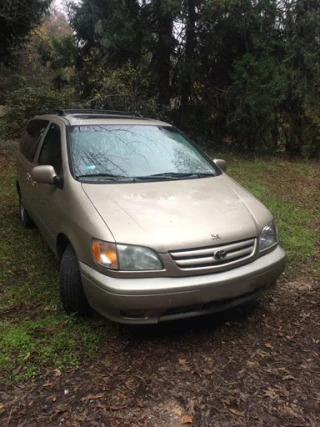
158,16,172,106
179,0,196,126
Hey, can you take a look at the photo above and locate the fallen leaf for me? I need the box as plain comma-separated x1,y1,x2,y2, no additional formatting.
44,305,56,312
246,360,258,367
172,407,182,416
52,403,67,414
264,343,273,349
228,408,245,417
282,375,296,381
13,365,22,375
239,392,249,402
136,400,144,408
73,413,87,422
256,350,269,358
179,359,188,365
181,414,193,424
81,393,104,402
54,368,61,377
264,388,278,400
186,398,195,415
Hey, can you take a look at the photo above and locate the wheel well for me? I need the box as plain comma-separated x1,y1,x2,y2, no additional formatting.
56,234,70,260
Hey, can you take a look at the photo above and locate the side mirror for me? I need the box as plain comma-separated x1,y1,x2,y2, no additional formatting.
31,165,63,188
213,158,227,172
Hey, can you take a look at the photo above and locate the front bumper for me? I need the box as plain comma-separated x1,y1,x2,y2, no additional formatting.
80,246,286,324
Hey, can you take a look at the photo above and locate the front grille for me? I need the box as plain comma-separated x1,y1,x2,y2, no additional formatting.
170,238,256,272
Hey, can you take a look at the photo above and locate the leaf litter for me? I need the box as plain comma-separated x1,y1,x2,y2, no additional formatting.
0,275,319,426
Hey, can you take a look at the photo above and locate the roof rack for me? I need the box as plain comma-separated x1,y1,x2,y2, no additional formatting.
52,109,144,118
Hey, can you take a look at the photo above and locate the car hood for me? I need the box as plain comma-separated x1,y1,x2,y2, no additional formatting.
82,175,272,251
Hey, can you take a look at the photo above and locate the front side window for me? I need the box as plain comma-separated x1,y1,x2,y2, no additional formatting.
38,123,62,175
20,119,49,162
68,125,218,182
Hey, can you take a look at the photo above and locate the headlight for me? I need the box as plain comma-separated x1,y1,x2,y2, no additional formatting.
92,240,118,269
92,240,163,271
258,221,277,251
117,244,163,270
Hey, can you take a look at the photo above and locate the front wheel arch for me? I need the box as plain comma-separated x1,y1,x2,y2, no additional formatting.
56,233,71,261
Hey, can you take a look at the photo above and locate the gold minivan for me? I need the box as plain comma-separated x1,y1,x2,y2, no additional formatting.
16,109,286,324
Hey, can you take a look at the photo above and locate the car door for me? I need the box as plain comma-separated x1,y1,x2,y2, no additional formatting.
31,122,65,250
17,119,49,215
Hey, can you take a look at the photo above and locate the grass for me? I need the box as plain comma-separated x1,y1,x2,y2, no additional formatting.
225,157,320,275
0,144,319,384
0,145,111,384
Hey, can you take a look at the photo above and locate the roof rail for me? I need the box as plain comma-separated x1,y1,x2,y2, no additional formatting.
52,109,144,118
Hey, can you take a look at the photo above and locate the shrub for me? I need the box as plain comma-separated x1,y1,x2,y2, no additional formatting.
0,84,77,139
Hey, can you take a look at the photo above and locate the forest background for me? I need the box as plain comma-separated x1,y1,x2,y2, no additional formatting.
0,0,319,157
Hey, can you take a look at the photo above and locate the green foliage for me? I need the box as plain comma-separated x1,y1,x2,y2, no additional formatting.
0,4,77,139
0,0,51,65
86,63,170,119
225,54,283,151
1,0,320,156
0,316,104,383
0,83,77,138
37,34,78,89
38,35,77,71
0,147,107,384
276,0,320,156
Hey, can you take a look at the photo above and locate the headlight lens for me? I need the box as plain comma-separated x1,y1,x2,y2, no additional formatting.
92,240,163,271
117,244,163,270
258,221,277,251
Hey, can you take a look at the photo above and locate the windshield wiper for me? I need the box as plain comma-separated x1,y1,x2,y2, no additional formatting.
191,172,216,177
76,173,132,182
133,172,215,181
77,172,215,182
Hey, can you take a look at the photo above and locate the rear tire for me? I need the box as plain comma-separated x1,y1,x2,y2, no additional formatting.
60,244,92,315
19,194,34,228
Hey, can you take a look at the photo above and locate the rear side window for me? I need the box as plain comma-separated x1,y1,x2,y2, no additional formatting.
20,120,49,162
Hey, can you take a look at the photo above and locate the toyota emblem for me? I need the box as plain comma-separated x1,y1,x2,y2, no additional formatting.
214,250,227,260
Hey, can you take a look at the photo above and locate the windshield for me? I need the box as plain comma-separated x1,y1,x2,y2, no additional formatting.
68,125,218,182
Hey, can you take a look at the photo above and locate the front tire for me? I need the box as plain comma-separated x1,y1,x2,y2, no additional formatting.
19,194,34,228
60,244,92,315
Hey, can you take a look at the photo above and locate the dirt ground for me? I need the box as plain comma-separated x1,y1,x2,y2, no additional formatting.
0,276,319,427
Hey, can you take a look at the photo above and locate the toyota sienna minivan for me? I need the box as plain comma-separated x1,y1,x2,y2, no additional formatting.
16,109,286,324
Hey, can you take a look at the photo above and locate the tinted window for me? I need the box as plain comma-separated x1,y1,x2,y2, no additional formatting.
69,125,217,180
38,123,62,175
20,120,49,162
